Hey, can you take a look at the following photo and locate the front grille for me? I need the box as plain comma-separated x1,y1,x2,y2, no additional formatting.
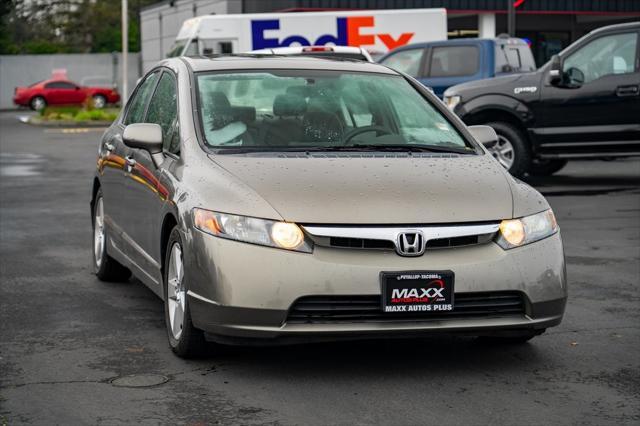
326,233,495,251
329,237,395,250
286,292,526,324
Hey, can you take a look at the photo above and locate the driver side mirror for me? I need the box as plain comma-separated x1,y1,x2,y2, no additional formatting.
468,125,498,149
549,54,563,86
123,123,163,153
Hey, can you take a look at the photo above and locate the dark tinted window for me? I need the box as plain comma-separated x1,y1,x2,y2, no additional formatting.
45,81,77,89
429,46,479,77
124,71,159,125
145,72,179,155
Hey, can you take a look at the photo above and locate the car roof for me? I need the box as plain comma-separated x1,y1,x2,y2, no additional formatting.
178,55,396,74
590,21,640,34
254,46,365,54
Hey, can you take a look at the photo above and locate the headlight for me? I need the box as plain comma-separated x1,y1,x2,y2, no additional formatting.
193,208,312,253
444,95,461,110
497,209,558,249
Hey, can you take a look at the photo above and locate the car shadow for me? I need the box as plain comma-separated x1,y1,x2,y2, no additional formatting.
200,335,548,379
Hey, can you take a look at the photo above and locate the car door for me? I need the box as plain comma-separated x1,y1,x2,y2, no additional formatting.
536,30,640,151
102,70,161,256
421,44,484,98
121,69,178,282
48,81,85,105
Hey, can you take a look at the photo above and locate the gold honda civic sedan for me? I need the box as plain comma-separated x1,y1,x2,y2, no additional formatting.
91,56,567,357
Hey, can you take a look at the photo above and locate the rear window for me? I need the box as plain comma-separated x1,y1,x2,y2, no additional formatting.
429,46,479,77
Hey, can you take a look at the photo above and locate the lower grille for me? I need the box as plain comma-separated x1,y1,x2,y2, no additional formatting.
287,292,526,324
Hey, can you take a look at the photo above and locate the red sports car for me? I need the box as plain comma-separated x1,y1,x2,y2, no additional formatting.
13,79,120,111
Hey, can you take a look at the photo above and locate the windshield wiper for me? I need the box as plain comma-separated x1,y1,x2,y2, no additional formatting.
347,143,475,154
214,144,475,155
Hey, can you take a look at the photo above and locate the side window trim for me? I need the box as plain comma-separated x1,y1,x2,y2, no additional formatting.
121,69,161,126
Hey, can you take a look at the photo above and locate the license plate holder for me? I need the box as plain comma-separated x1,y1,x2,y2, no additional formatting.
381,271,455,313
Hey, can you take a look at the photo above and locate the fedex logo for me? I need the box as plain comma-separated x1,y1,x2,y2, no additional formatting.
251,17,414,51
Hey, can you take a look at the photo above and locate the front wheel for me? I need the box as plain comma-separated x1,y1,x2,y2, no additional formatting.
485,122,532,178
164,228,206,358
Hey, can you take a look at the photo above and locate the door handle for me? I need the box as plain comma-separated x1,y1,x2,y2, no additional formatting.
125,155,137,169
616,85,639,97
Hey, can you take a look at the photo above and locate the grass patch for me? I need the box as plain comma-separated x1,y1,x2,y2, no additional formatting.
40,106,119,122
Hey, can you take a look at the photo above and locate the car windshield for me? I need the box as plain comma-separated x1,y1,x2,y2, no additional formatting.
195,70,473,153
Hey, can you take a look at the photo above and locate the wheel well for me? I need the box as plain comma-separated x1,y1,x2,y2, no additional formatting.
465,109,528,138
160,214,178,273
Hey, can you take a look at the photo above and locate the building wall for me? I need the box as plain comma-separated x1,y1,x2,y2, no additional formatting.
0,53,140,110
140,0,242,72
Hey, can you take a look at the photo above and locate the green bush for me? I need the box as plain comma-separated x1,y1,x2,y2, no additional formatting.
39,106,120,123
41,106,80,118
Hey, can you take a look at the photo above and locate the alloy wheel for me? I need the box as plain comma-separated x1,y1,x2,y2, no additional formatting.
487,135,515,170
167,242,186,340
93,197,105,268
31,97,45,111
93,96,106,109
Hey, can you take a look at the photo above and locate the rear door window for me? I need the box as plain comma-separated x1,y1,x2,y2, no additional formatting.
429,46,479,77
380,48,425,78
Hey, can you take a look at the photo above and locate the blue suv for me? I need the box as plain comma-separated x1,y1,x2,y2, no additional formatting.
378,37,536,97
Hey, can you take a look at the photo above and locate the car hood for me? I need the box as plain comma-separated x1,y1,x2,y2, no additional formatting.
208,153,514,224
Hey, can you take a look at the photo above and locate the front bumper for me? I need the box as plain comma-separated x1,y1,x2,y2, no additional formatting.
186,230,567,341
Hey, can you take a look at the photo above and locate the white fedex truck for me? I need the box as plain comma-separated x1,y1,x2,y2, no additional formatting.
168,8,447,60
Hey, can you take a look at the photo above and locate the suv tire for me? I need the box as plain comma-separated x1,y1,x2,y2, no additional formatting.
486,121,532,178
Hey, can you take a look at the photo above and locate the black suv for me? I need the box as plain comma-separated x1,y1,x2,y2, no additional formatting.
444,22,639,177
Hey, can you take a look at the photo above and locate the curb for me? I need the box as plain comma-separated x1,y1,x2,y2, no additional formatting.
26,118,113,128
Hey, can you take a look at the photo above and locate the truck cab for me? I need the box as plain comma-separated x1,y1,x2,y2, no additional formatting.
443,22,640,178
378,37,536,98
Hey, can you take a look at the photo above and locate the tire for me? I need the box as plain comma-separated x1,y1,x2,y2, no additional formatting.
93,189,131,281
529,159,568,176
485,122,532,178
163,227,206,358
30,96,46,111
92,94,107,109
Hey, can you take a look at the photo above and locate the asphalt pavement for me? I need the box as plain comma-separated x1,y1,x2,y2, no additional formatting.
1,111,639,425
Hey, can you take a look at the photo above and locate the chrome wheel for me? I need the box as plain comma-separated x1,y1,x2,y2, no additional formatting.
167,243,185,340
93,197,105,268
93,95,106,109
488,135,515,170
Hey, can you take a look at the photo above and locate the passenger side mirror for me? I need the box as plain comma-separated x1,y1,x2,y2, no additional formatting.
123,123,163,153
548,54,563,86
468,125,498,149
